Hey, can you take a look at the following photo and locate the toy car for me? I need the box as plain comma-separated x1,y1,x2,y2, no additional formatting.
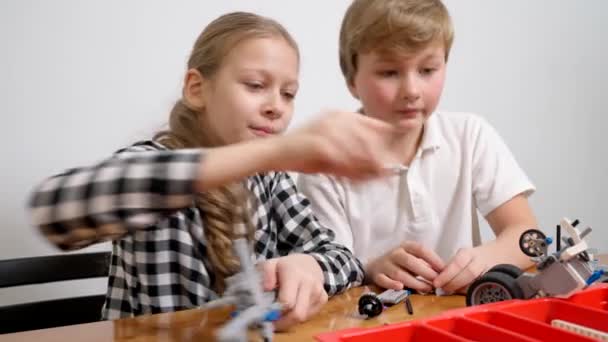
466,218,606,306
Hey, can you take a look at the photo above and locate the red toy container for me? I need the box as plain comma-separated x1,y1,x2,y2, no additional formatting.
316,284,608,341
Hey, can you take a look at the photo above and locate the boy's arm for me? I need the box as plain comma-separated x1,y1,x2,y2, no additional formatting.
483,194,537,269
434,115,537,292
434,194,537,293
471,116,537,269
270,173,364,295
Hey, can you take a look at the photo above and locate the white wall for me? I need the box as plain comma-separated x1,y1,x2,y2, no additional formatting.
1,1,606,306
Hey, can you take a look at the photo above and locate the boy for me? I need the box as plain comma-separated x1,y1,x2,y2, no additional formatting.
298,0,537,294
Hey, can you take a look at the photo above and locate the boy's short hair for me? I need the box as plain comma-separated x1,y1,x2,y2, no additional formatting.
339,0,454,84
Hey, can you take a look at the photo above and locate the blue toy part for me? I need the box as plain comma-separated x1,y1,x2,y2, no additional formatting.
586,269,605,285
545,237,553,245
230,309,281,322
264,309,281,322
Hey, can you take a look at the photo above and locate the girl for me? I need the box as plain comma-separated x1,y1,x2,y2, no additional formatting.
28,11,402,330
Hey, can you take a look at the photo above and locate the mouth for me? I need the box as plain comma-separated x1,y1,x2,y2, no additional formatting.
396,109,422,118
249,126,276,137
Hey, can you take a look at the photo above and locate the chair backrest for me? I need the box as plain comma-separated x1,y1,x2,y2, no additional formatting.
0,252,111,334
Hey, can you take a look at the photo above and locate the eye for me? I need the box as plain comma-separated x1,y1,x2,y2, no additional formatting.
282,90,296,101
244,81,264,90
377,70,399,78
420,68,437,76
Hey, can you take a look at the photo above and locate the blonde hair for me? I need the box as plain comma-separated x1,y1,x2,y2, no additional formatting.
339,0,454,84
154,12,299,292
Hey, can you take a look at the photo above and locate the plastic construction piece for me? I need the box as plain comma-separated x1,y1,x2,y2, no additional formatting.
404,296,413,315
377,289,411,305
358,289,414,318
551,319,608,341
200,238,282,342
316,284,608,342
466,217,608,307
358,293,384,318
434,288,449,296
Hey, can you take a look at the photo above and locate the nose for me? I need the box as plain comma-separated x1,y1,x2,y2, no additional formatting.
261,91,285,120
399,74,421,102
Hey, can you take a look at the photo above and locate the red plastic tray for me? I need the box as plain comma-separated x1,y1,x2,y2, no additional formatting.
315,284,608,341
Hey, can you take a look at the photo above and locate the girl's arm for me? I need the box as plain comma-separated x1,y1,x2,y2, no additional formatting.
28,139,285,251
268,172,365,296
29,111,403,251
296,174,354,252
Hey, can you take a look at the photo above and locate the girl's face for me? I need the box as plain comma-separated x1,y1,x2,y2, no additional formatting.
194,37,299,146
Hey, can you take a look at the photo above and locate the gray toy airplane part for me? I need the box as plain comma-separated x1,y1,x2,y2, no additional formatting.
200,238,282,342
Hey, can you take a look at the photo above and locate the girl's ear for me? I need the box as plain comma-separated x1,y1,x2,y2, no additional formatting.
183,68,207,111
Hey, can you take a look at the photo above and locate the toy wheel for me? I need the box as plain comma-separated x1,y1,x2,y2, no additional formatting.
487,264,523,279
519,229,547,257
358,293,383,318
466,271,524,306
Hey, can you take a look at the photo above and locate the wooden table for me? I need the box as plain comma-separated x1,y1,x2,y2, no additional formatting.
1,254,606,341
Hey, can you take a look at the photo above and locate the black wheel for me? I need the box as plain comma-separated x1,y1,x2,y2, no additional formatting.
487,264,523,279
358,293,383,318
519,229,547,257
466,271,524,306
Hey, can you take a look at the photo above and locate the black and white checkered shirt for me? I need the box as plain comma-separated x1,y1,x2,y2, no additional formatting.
28,140,364,319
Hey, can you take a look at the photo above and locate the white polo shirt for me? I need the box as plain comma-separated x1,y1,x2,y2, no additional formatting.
297,112,535,264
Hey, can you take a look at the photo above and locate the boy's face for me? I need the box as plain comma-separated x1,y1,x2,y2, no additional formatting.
349,43,446,132
196,37,299,145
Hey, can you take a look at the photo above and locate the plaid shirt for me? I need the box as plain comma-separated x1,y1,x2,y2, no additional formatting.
28,140,364,319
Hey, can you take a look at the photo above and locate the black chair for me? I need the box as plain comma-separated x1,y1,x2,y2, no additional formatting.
0,251,111,334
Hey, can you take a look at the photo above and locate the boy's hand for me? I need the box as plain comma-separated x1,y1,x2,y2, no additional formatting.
433,247,489,294
365,241,445,293
259,254,328,331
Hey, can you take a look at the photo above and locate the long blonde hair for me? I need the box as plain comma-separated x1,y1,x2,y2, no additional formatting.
154,12,299,292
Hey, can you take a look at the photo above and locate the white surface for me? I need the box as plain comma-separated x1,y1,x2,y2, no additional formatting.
1,0,606,305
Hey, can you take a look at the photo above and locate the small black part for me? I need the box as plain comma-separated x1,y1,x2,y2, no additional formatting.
358,293,383,318
556,225,561,251
405,297,413,315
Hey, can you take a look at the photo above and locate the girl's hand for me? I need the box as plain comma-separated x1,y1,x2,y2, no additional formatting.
195,110,404,191
365,241,445,293
259,254,328,331
433,247,489,294
275,111,403,181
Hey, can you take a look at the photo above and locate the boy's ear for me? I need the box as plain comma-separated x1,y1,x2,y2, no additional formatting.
183,68,207,111
347,79,360,100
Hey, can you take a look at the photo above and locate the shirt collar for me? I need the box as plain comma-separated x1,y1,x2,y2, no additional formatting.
357,108,442,152
419,113,442,152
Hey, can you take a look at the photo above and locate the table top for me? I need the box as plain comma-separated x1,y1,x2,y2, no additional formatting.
1,254,605,342
0,288,465,341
